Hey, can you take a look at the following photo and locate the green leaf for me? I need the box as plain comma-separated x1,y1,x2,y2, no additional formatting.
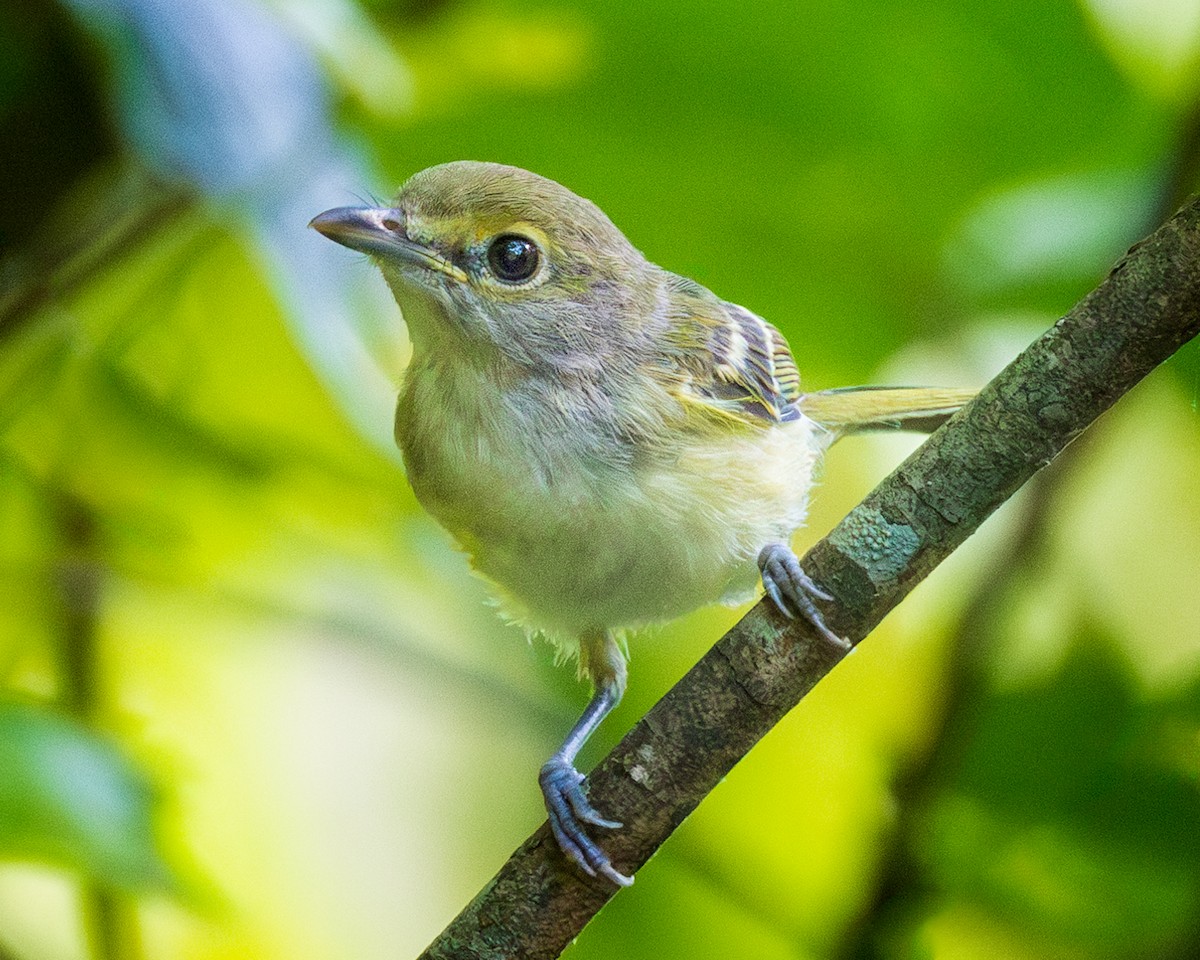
915,633,1200,953
0,700,174,893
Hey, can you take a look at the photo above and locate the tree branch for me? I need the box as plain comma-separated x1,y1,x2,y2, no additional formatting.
417,196,1200,960
837,108,1200,959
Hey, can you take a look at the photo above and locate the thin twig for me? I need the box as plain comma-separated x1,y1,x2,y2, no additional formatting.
0,166,189,344
54,498,141,960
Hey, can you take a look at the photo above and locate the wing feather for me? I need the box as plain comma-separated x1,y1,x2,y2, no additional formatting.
799,386,976,434
652,274,973,438
660,274,802,425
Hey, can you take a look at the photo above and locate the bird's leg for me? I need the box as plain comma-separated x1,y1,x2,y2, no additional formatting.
758,542,851,651
539,628,632,886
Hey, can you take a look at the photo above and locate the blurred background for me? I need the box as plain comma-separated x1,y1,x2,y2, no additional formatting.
1,0,1199,957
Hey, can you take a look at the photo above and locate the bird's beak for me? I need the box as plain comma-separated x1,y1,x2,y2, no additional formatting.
308,206,468,282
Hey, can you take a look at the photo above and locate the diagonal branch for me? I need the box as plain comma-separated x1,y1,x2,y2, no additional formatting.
417,196,1200,960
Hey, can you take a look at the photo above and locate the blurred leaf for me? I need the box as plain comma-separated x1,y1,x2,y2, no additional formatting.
941,170,1153,304
916,632,1200,954
570,850,802,960
0,458,59,687
393,3,592,118
1080,0,1200,102
1049,373,1200,692
0,0,115,252
268,0,413,119
369,0,1167,385
0,700,174,892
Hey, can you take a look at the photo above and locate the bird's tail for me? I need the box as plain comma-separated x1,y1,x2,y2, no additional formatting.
799,386,976,437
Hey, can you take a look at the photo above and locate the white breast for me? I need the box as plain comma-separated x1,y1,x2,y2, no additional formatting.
396,354,826,645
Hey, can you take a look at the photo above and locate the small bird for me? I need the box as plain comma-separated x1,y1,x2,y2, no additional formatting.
311,162,972,886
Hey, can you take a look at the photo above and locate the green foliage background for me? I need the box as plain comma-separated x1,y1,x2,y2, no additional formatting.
1,0,1199,958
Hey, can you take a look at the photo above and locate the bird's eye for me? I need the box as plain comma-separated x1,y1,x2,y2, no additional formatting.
486,234,540,283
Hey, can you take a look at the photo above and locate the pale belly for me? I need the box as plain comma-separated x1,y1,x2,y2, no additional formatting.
399,384,823,642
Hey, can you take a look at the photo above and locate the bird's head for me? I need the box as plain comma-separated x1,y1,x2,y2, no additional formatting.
310,161,655,370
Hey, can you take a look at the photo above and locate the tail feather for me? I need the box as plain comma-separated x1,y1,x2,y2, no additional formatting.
799,386,976,436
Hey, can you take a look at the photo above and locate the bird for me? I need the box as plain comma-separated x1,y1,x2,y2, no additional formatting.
310,161,973,886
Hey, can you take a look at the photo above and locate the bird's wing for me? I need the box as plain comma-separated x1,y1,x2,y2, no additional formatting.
656,275,976,434
659,275,802,426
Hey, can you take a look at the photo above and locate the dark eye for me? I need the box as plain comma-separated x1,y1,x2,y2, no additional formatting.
487,234,540,282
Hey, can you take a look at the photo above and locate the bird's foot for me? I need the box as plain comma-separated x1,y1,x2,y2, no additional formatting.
539,756,632,886
758,542,851,651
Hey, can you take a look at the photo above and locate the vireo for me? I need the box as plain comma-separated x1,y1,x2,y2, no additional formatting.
311,162,973,886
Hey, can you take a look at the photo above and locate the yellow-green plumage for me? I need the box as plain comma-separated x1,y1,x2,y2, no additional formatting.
378,163,968,651
310,161,974,884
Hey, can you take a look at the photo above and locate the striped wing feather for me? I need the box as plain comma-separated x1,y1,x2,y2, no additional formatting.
661,274,802,425
657,274,976,434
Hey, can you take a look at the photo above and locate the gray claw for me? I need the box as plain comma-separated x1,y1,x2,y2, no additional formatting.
757,542,850,651
597,860,634,886
540,758,633,886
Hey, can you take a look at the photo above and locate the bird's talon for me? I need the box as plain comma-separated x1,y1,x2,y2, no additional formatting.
580,808,623,830
540,757,628,885
800,576,834,603
560,776,621,828
762,578,793,619
599,862,634,887
820,624,852,651
758,542,849,651
548,814,593,876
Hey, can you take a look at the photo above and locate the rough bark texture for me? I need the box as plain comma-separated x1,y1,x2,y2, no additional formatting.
418,197,1200,960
